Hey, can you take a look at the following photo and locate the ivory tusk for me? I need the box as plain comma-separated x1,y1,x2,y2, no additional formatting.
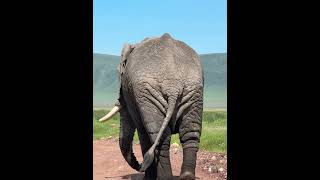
98,105,121,122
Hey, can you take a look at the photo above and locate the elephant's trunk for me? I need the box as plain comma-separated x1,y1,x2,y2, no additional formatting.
98,105,121,122
119,108,141,171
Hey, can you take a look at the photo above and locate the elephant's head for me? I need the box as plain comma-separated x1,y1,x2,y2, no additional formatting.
98,43,135,122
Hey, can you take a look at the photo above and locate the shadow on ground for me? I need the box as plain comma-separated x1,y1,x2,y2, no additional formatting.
105,173,181,180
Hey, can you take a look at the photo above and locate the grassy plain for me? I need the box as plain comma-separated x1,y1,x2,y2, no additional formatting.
93,109,227,153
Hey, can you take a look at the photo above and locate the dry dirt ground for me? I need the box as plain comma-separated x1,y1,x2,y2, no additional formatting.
93,139,227,180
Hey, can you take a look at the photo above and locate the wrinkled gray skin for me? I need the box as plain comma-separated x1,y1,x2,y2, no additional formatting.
116,33,203,180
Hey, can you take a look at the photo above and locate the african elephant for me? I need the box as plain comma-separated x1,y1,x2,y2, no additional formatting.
99,33,204,180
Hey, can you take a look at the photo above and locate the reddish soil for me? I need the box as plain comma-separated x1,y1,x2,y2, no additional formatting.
93,139,227,180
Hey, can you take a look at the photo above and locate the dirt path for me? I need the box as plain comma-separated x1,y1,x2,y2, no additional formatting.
93,139,227,180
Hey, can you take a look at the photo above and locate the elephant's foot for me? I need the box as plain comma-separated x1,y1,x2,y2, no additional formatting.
179,170,195,180
179,147,198,180
144,167,157,180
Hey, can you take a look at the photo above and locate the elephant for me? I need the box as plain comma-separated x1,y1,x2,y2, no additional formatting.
99,33,204,180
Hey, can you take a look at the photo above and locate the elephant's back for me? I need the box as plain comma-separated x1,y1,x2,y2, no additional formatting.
126,34,203,86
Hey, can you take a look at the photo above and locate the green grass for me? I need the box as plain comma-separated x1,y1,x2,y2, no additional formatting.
93,110,140,142
93,110,119,139
93,110,227,153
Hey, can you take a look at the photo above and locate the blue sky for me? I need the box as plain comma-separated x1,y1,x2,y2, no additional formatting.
93,0,226,55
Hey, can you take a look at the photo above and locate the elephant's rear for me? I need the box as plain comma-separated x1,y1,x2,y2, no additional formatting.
126,33,204,132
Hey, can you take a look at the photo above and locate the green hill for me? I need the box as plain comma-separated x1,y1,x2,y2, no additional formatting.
93,53,227,108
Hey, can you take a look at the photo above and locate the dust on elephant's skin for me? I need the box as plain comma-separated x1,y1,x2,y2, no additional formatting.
114,33,203,180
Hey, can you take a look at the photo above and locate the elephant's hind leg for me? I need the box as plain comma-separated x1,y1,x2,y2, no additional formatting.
178,97,203,180
138,100,173,180
137,129,157,180
155,127,173,180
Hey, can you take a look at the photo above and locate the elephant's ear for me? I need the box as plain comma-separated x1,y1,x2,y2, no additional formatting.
121,43,134,62
119,43,134,75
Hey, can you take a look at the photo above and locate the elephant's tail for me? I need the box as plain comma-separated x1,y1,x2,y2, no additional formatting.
139,92,179,172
